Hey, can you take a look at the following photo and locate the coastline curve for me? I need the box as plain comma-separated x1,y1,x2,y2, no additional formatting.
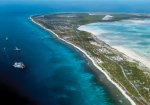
30,16,136,105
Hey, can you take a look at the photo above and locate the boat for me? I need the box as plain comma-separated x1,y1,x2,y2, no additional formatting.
13,62,26,69
14,47,21,51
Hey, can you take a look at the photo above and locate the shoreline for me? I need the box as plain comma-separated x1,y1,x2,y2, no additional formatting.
113,46,150,68
30,16,136,105
78,25,150,69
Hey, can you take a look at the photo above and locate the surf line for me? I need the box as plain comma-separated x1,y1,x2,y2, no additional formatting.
30,16,136,105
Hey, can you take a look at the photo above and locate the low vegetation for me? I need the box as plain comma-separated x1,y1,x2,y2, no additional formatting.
32,13,150,105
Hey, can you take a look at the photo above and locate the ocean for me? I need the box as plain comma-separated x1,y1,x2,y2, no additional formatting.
0,1,150,105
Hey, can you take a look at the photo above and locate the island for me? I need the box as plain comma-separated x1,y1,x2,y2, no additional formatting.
31,13,150,105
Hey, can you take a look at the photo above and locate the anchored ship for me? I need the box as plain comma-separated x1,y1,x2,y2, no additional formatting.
13,62,26,69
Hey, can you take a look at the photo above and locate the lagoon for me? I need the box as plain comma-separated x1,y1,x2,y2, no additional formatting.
0,1,150,105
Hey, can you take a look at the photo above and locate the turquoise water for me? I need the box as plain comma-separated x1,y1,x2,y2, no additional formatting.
0,1,118,105
79,19,150,59
0,1,150,105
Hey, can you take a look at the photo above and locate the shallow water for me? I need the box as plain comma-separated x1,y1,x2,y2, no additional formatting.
1,1,150,105
78,19,150,59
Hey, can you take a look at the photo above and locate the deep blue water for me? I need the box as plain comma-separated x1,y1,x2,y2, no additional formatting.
0,1,150,105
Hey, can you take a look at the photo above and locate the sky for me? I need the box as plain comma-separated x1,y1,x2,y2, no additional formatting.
1,0,150,4
1,0,150,2
1,0,149,6
0,0,149,5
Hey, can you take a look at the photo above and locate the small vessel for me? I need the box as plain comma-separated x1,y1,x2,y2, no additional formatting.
13,62,26,69
5,37,8,41
14,47,21,51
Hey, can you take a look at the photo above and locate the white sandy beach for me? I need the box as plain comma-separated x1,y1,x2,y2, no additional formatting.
30,17,136,105
113,46,150,68
78,26,150,69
